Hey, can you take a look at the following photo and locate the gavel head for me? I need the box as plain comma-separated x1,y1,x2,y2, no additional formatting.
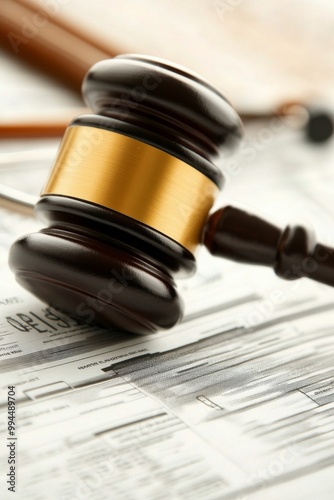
9,54,243,334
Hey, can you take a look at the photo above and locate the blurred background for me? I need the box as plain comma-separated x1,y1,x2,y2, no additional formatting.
1,0,334,117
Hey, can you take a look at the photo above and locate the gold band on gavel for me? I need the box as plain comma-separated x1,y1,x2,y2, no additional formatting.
41,126,219,253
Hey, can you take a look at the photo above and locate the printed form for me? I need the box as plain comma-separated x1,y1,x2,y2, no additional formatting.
0,126,334,499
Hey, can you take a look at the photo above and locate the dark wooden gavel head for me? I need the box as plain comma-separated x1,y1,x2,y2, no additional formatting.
9,55,334,334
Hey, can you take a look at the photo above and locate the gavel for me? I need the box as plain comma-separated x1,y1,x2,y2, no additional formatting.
9,55,334,334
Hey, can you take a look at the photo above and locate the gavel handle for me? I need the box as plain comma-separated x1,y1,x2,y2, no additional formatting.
204,206,334,287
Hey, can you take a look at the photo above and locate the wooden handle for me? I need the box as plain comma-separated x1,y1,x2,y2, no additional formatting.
0,0,118,92
204,206,334,286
